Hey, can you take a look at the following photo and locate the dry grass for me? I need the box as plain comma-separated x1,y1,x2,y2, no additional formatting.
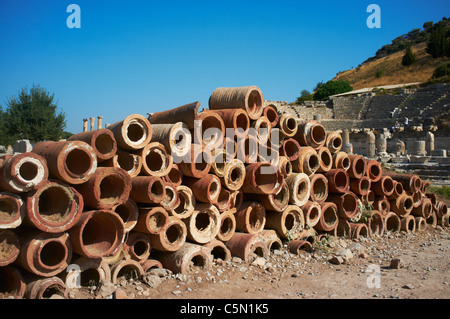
334,43,450,90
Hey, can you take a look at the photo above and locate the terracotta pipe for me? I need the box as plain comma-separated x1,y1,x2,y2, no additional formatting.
236,133,259,164
183,174,221,204
362,189,375,207
371,175,395,197
426,210,437,228
142,259,163,272
102,245,125,266
210,148,227,178
225,232,268,263
111,259,144,284
230,190,244,211
178,145,212,178
250,180,289,212
193,110,225,149
263,104,279,128
414,217,427,232
25,180,83,233
208,86,264,120
216,188,232,212
349,223,369,239
134,206,169,235
258,140,279,166
17,231,72,277
0,192,24,229
385,173,422,194
287,240,313,254
389,193,414,217
400,215,416,233
184,204,221,244
425,193,437,206
294,121,326,148
67,129,117,162
316,146,333,173
164,164,183,187
292,146,320,176
204,239,232,262
372,196,390,217
0,266,26,298
280,138,301,162
436,201,448,218
325,131,343,154
123,231,152,263
101,149,142,178
75,167,131,210
25,276,67,299
150,122,191,158
260,229,283,252
314,202,339,232
410,191,422,208
347,154,366,179
68,210,125,258
210,108,250,138
64,256,111,289
296,227,317,240
235,201,266,234
216,208,236,242
0,229,20,266
365,160,382,183
170,185,196,220
160,183,180,211
139,142,173,177
384,212,401,232
265,205,304,239
350,176,371,196
387,181,404,200
278,156,292,178
324,169,349,193
0,152,48,193
420,180,430,194
327,191,359,220
332,151,351,171
157,243,212,274
285,172,310,206
107,114,152,150
278,113,298,138
130,176,166,204
111,198,139,233
242,162,283,195
367,210,385,237
335,219,352,238
301,201,322,228
220,159,246,191
149,101,200,129
411,198,433,219
309,174,329,203
32,140,97,185
149,216,186,252
251,116,272,144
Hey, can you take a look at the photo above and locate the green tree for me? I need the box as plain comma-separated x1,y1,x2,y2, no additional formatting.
0,85,67,145
296,89,313,104
432,61,450,78
313,80,353,100
401,46,416,66
426,25,449,58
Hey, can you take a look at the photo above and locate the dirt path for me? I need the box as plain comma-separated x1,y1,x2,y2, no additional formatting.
69,225,450,300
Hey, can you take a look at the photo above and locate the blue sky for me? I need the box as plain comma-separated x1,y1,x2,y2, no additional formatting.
0,0,449,134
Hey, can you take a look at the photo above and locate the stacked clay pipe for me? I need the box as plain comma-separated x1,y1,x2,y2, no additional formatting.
0,85,449,299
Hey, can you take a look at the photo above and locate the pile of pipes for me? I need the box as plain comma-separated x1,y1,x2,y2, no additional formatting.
0,85,448,299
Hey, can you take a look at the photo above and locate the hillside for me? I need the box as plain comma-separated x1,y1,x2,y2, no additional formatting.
333,42,449,90
332,18,450,91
